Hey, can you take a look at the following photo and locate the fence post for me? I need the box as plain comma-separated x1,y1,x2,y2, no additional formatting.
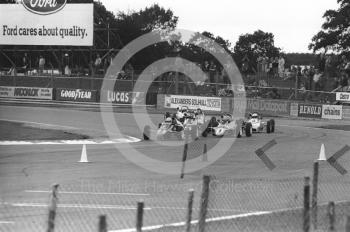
328,201,335,231
303,177,310,232
202,143,208,162
180,140,188,179
198,175,210,232
185,189,195,232
346,216,350,232
46,184,59,232
98,215,107,232
136,201,144,232
312,162,319,229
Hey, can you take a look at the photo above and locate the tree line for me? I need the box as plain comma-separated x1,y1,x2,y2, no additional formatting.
1,0,348,73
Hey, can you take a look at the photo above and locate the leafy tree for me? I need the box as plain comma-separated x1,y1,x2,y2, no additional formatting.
182,31,232,71
309,0,350,53
113,4,178,68
233,30,280,73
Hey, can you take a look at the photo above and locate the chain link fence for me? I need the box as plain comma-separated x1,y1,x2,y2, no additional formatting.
2,164,349,231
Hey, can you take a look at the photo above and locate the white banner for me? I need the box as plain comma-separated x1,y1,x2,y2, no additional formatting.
164,95,222,111
322,105,343,120
336,92,350,102
0,4,93,46
0,86,52,100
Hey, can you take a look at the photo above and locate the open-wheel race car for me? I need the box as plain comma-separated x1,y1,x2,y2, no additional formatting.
202,113,253,138
245,113,275,133
156,107,205,140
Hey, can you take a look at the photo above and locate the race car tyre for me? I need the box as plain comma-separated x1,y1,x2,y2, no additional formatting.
245,123,252,137
237,127,243,138
270,119,275,133
266,121,271,134
143,125,151,141
202,130,208,137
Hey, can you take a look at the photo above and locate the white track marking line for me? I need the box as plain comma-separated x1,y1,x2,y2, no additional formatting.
0,118,142,143
0,138,141,145
25,190,150,196
0,118,79,130
110,200,350,232
9,203,151,210
279,124,350,132
0,221,15,224
110,211,269,232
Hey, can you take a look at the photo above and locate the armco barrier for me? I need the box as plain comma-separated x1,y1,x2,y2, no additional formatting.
246,98,290,116
56,88,97,102
156,94,291,116
0,86,52,100
157,94,223,112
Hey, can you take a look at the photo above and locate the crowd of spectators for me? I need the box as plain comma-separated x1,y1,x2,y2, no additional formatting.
1,51,139,81
256,55,285,78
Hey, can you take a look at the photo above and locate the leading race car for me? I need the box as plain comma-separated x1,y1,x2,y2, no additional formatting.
245,113,275,133
156,114,185,140
156,107,205,140
202,113,252,138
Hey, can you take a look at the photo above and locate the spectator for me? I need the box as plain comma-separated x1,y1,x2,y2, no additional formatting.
273,57,279,77
241,55,250,77
38,55,45,74
94,54,102,74
63,53,70,75
317,53,326,72
23,53,29,74
261,55,268,73
325,54,332,78
313,69,323,91
307,66,315,90
268,57,274,75
278,55,285,77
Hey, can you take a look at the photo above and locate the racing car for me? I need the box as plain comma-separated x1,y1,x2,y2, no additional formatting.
245,113,275,133
202,113,253,138
156,115,185,140
156,107,205,140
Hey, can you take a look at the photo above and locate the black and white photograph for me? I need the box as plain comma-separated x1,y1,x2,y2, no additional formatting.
0,0,350,231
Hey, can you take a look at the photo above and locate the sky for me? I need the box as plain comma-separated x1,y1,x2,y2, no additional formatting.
100,0,339,53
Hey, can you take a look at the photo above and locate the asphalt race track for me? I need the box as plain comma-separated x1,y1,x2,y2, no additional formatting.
0,103,350,232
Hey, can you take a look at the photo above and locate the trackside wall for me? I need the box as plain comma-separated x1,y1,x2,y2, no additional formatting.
157,94,349,120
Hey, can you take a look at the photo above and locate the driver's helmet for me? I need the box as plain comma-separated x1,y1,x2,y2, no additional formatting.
165,117,172,123
164,112,171,119
181,106,188,113
222,114,231,122
251,113,259,119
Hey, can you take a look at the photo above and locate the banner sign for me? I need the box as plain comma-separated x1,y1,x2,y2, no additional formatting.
0,86,14,98
104,90,145,104
298,103,322,118
164,95,222,111
105,90,132,104
0,86,52,99
322,105,343,120
56,88,97,102
246,99,290,116
290,102,299,117
336,92,350,102
0,4,93,46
